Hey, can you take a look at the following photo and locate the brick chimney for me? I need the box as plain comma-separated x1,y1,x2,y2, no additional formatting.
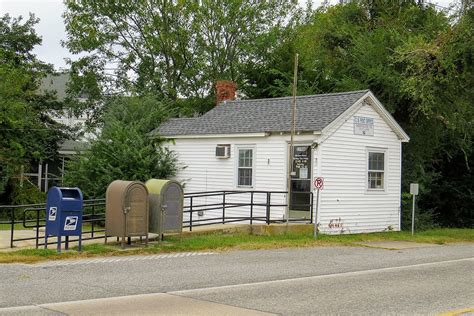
215,80,237,105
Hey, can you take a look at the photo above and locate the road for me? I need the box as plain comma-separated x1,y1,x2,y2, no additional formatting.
0,243,473,315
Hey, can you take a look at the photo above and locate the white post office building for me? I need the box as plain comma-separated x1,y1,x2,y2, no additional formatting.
154,88,409,234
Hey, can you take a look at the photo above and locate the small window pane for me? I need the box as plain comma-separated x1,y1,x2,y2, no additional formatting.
247,150,253,167
369,152,384,171
239,149,252,167
239,150,245,162
368,171,384,189
238,168,252,186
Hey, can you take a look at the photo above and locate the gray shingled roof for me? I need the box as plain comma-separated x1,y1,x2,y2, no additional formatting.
58,140,90,155
155,90,369,136
39,73,70,101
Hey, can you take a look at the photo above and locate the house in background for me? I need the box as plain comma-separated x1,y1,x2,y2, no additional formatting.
154,82,410,234
25,72,91,191
39,72,90,133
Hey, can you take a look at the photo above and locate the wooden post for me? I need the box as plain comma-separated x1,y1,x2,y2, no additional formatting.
286,53,299,224
20,165,24,187
37,161,42,190
44,163,49,192
61,156,65,185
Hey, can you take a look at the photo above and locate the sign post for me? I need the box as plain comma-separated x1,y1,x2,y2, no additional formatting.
313,177,324,239
410,183,419,235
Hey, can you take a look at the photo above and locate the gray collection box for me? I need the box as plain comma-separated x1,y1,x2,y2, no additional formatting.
145,179,184,238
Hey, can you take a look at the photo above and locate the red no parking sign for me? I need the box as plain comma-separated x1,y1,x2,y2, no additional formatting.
314,177,324,190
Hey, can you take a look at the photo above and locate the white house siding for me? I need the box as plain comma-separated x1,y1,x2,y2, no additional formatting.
318,102,402,234
168,135,314,225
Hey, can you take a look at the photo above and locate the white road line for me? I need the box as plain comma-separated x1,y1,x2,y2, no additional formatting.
170,257,474,295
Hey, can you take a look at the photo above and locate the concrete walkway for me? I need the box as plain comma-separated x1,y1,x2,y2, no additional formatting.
0,229,108,251
355,241,442,250
1,293,275,315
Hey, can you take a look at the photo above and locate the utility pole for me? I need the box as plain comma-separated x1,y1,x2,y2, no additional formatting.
286,53,299,225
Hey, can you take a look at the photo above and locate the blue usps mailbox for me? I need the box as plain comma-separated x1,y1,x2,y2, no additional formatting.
45,187,83,252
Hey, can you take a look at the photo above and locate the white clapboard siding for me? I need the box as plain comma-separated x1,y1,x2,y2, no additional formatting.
319,102,402,234
168,136,296,224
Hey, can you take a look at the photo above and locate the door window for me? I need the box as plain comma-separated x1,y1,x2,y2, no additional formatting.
290,145,312,213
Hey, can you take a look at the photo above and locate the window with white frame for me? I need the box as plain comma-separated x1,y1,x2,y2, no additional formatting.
237,148,254,187
368,151,385,189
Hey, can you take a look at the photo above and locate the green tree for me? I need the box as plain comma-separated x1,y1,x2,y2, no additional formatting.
394,6,473,227
64,96,177,198
0,14,68,202
63,0,297,102
249,1,472,227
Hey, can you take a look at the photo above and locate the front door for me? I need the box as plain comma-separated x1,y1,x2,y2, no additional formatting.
289,145,312,218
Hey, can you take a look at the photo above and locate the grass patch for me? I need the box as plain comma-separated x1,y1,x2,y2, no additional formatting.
159,231,323,252
0,228,472,264
322,229,474,244
0,223,33,230
2,249,69,264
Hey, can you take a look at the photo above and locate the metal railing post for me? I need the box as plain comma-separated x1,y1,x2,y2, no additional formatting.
266,192,271,225
35,209,40,249
222,191,226,224
250,192,254,225
10,208,14,248
189,197,193,232
91,203,95,238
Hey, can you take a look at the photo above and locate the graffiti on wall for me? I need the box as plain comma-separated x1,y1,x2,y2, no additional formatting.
328,217,344,229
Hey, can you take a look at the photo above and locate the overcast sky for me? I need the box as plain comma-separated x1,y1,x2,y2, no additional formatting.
0,0,455,70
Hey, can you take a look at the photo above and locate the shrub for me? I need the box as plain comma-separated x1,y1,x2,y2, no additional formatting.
64,95,177,198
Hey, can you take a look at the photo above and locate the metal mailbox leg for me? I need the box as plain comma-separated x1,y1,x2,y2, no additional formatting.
57,235,61,253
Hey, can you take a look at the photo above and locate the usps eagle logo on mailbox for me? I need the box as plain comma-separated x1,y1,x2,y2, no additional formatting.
64,216,78,231
48,207,57,221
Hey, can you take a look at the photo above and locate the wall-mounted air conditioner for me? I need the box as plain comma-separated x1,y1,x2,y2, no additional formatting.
216,144,231,158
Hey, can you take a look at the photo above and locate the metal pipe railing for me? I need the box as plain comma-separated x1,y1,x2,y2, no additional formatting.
2,191,314,248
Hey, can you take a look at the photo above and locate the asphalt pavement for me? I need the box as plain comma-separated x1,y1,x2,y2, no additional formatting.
0,243,472,315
